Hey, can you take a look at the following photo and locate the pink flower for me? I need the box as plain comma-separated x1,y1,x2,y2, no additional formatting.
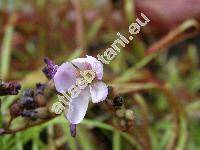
53,56,108,124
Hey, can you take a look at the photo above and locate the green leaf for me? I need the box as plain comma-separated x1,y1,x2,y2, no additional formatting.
0,22,14,80
113,131,121,150
87,18,103,42
77,127,94,150
61,123,77,150
112,52,158,83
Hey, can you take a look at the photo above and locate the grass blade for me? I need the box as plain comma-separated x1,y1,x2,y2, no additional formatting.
113,131,121,150
0,20,14,79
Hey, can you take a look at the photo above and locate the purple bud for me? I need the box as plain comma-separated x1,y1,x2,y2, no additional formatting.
10,102,22,118
36,83,46,94
70,124,76,137
42,57,58,79
19,96,37,109
23,89,34,97
113,96,124,107
0,81,21,96
21,109,37,121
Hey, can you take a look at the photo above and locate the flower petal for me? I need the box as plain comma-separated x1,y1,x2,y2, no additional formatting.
89,81,108,103
53,62,78,93
72,56,103,80
66,88,90,124
86,56,103,80
71,57,92,70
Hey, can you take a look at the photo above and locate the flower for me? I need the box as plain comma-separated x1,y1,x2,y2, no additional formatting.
53,56,108,124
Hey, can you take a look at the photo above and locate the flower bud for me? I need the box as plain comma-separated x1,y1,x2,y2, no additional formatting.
0,81,21,96
125,109,134,120
36,83,46,95
20,109,37,121
35,94,46,107
115,109,124,118
10,102,22,118
113,96,124,107
18,97,37,109
42,57,58,79
23,89,34,97
70,124,76,137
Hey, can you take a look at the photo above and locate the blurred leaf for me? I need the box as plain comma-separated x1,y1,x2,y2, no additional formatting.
110,83,157,95
16,133,23,150
113,131,121,150
0,21,14,80
20,70,47,88
121,133,142,150
87,18,103,42
67,48,83,61
188,45,198,69
77,127,95,150
112,52,158,83
60,123,77,150
81,119,113,131
176,115,188,150
124,0,135,23
110,49,127,73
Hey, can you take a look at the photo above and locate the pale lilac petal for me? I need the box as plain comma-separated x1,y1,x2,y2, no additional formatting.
89,81,108,103
54,62,78,93
71,58,92,70
72,56,103,80
86,56,103,80
66,88,90,124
